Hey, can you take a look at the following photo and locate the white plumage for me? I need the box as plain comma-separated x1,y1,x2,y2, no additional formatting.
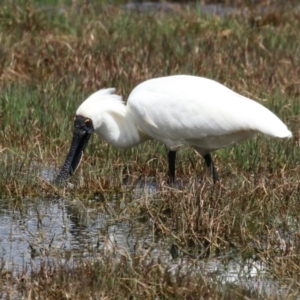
57,75,292,183
127,76,291,150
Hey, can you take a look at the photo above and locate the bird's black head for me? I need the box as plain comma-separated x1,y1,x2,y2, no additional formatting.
55,115,94,184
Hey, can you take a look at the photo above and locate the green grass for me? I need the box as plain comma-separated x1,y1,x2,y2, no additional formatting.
0,0,300,298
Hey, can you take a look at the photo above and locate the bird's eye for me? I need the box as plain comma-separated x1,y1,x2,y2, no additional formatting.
85,118,92,127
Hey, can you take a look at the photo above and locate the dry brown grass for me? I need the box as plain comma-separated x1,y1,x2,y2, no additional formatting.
0,0,300,299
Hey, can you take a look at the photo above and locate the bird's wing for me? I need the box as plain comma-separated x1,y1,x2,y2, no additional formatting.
127,76,291,149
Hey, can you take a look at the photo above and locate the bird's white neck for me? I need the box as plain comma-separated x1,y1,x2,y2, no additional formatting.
95,109,149,149
76,89,150,149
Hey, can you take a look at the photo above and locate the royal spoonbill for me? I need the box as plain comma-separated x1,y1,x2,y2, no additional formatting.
55,75,292,184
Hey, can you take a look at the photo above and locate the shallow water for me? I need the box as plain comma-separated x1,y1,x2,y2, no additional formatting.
0,171,296,298
123,2,243,16
40,1,297,21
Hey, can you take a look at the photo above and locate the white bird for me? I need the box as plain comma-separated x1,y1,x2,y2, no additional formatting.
56,75,292,184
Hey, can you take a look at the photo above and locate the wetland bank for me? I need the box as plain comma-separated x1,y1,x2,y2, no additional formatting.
0,0,300,298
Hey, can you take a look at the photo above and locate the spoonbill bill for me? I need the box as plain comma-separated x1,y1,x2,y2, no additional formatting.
55,75,292,184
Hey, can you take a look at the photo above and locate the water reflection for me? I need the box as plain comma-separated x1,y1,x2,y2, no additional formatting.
0,178,294,298
123,1,242,17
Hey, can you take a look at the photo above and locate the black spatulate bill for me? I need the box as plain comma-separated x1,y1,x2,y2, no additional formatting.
55,116,94,184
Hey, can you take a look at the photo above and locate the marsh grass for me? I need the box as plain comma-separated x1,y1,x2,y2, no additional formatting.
0,0,300,298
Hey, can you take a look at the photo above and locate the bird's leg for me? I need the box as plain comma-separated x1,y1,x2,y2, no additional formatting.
168,150,176,183
203,154,219,184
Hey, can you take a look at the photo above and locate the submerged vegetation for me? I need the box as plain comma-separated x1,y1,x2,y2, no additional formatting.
0,0,300,298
